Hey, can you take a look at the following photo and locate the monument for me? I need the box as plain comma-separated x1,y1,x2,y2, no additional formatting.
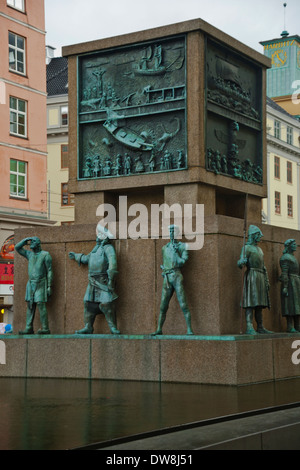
5,19,300,385
237,225,271,335
15,237,52,335
152,224,193,336
68,224,120,335
279,239,300,333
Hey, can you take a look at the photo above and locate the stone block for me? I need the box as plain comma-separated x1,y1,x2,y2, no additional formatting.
91,337,160,381
26,337,90,378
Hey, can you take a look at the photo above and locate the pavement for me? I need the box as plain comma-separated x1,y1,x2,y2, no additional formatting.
95,406,300,450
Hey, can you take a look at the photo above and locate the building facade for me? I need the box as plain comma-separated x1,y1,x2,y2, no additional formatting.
262,97,300,228
261,27,300,230
260,32,300,119
46,54,74,225
0,0,52,321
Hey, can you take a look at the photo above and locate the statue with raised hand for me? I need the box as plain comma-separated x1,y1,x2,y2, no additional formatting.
279,239,300,332
238,225,271,335
69,224,120,335
15,237,53,335
152,225,193,336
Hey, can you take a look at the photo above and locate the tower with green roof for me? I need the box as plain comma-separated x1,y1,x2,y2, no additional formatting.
260,4,300,118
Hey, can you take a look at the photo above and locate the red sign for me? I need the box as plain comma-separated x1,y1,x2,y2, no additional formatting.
0,264,14,285
0,236,14,261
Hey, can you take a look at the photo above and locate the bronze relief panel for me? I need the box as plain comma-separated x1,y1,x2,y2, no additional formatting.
206,39,263,184
77,36,187,179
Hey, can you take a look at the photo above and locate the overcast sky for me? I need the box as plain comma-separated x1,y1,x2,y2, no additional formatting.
45,0,300,56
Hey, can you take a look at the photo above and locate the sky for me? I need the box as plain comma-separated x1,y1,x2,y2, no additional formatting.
44,0,300,57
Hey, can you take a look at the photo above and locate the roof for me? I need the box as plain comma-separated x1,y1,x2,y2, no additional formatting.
267,96,299,122
46,57,68,96
260,34,300,45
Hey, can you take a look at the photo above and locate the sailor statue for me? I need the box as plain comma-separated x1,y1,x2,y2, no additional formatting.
69,224,120,335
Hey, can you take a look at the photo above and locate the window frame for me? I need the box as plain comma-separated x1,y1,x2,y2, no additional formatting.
60,106,68,126
61,144,69,169
7,0,25,12
8,31,26,75
275,191,281,215
287,126,293,145
274,120,281,139
9,96,27,138
61,183,74,207
287,195,293,217
10,158,27,199
287,161,293,184
274,156,280,179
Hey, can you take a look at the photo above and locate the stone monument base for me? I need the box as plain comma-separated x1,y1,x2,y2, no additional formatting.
1,334,299,385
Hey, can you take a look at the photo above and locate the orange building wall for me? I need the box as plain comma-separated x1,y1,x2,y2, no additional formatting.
0,0,47,216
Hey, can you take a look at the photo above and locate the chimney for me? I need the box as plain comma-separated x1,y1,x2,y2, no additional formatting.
46,45,56,64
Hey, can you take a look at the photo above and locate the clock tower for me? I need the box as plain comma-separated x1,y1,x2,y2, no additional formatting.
260,31,300,118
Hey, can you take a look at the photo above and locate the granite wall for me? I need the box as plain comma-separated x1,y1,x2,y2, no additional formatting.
13,215,300,336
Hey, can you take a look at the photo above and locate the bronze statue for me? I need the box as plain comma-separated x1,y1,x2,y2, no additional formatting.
69,224,120,334
238,225,272,334
279,239,300,332
153,225,193,335
15,237,53,335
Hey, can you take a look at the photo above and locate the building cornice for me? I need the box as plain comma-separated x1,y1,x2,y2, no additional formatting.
0,211,56,226
0,11,46,35
0,141,47,156
267,134,300,157
0,77,47,97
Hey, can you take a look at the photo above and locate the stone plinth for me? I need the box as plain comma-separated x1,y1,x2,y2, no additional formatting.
62,19,270,225
0,334,300,385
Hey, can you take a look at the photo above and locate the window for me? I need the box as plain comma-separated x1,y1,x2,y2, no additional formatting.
61,106,68,126
287,195,293,217
274,120,281,139
7,0,25,11
61,144,69,169
287,126,293,145
274,156,280,179
61,183,74,206
10,159,27,198
10,96,27,137
275,191,281,214
287,161,293,183
9,32,26,74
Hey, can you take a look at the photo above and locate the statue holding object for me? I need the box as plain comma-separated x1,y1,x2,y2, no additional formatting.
152,225,193,335
69,224,120,335
238,225,272,335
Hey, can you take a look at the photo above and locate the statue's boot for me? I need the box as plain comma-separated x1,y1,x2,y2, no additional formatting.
19,327,34,335
255,310,273,334
19,308,35,335
294,316,300,333
287,316,298,333
75,311,95,334
183,309,194,335
151,312,166,335
245,309,257,335
37,306,50,335
104,309,120,335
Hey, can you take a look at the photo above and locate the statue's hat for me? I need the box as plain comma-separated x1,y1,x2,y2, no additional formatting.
248,225,263,237
96,223,114,239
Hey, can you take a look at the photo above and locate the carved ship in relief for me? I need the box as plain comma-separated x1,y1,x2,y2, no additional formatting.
135,44,166,76
103,119,154,151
